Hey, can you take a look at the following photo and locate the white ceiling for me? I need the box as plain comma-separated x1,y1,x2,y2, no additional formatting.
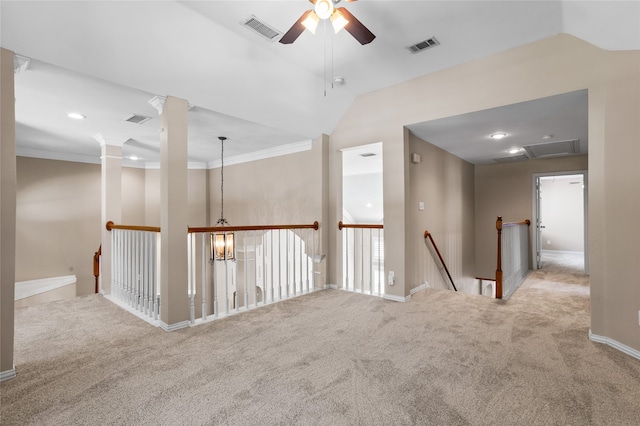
2,1,639,167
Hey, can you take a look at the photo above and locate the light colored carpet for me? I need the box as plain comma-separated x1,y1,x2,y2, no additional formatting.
2,266,640,425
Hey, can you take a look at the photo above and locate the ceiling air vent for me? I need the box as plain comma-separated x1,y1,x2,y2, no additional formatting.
407,37,440,54
523,139,580,159
493,154,529,163
242,15,281,42
124,114,152,125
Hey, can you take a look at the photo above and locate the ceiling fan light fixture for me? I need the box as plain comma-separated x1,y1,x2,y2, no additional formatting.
302,10,320,34
330,9,349,33
315,0,334,20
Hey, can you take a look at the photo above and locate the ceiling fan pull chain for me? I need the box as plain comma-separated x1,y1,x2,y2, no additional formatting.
323,19,327,97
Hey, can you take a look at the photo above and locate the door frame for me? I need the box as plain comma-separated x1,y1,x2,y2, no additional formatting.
531,170,588,273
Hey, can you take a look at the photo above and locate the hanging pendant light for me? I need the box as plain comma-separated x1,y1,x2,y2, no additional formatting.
211,136,235,261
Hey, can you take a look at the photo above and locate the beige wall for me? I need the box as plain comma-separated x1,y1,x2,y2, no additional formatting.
121,167,146,225
595,49,640,350
474,155,588,278
330,34,639,352
408,132,476,293
15,159,150,297
16,158,101,296
143,168,208,227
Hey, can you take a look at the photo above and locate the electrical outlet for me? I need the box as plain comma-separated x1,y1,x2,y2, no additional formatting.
547,240,551,245
388,271,395,286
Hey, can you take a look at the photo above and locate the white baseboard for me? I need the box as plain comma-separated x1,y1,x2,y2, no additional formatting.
15,275,76,300
160,320,190,332
383,293,411,302
325,284,338,290
541,249,584,255
0,368,17,382
589,330,640,361
410,283,428,295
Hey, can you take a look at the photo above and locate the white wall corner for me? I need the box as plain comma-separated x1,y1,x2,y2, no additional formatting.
0,368,17,382
589,330,640,361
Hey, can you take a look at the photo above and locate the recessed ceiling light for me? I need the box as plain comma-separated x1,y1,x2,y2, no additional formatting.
67,113,86,120
490,132,507,140
128,155,141,161
366,203,373,208
508,148,521,154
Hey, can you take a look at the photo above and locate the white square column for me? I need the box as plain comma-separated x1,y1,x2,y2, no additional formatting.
153,95,190,330
95,135,123,295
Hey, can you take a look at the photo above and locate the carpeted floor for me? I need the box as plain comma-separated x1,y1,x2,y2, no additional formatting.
2,262,640,425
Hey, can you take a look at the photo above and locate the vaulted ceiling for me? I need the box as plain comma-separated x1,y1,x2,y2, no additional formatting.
2,1,639,166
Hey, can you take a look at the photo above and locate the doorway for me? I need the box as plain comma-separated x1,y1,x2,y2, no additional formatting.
533,171,588,274
341,143,384,292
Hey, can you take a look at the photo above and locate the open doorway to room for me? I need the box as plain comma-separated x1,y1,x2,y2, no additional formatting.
533,171,588,275
341,143,384,295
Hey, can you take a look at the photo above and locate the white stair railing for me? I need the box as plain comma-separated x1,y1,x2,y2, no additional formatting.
106,221,319,326
339,222,384,296
187,222,320,324
108,222,161,321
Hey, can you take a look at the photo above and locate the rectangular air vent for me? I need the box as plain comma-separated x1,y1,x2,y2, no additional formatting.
242,15,281,41
493,154,529,163
523,139,580,159
125,114,152,125
407,37,440,54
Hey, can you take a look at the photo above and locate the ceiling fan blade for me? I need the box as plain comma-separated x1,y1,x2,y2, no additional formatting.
279,10,312,44
337,7,375,45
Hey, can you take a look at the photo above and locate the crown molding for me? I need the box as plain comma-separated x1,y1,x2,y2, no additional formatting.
17,147,101,165
17,139,312,170
208,139,312,169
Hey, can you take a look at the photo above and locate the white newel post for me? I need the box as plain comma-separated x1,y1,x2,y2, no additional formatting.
96,134,123,295
150,95,190,331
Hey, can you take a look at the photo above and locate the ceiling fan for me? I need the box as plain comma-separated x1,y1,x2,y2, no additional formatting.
279,0,376,45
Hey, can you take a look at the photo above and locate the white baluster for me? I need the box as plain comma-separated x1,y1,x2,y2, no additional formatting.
201,233,207,321
224,236,229,315
244,231,249,310
213,238,219,318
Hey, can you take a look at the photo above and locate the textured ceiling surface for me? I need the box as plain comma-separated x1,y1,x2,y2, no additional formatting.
2,1,639,166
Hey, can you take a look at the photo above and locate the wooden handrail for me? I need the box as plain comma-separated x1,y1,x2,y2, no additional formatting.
106,221,160,232
93,245,101,294
423,230,457,292
495,216,530,299
503,219,531,227
189,221,319,233
338,221,384,230
107,221,319,234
